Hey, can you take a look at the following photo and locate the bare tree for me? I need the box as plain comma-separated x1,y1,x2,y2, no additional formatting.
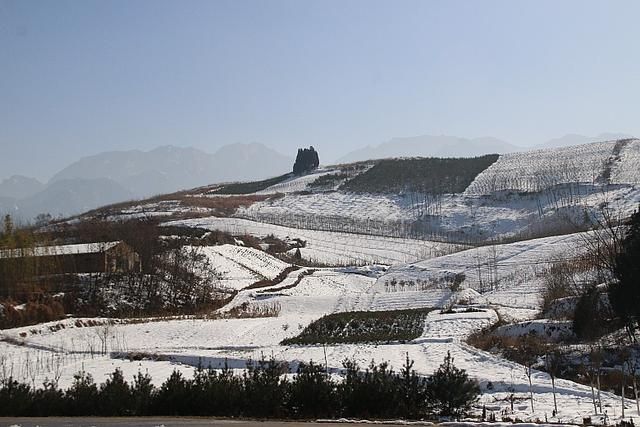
588,345,604,414
626,355,640,415
513,336,542,413
545,347,564,417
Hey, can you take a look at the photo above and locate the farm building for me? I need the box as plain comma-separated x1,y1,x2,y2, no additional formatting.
0,241,141,275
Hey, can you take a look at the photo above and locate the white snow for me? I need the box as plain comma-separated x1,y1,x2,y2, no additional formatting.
195,244,290,290
255,169,339,194
372,232,591,320
493,319,574,342
611,139,640,185
464,141,615,195
166,217,464,265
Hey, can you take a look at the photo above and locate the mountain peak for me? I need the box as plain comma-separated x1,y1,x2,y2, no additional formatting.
0,175,45,200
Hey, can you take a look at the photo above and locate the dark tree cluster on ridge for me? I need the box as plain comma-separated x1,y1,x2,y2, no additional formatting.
293,146,320,174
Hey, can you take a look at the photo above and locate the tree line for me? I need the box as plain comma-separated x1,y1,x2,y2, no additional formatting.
0,353,479,419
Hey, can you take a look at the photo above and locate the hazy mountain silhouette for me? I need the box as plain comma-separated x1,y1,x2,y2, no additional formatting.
337,133,636,163
0,143,292,221
19,178,133,219
536,133,634,149
0,175,45,199
337,135,520,163
49,143,292,198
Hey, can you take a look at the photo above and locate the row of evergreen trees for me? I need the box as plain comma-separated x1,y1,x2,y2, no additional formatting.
0,353,479,419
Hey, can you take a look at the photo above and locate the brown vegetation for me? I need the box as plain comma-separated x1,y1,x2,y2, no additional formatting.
0,295,66,329
176,194,270,216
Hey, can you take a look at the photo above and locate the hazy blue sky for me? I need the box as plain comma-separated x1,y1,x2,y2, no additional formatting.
1,0,640,181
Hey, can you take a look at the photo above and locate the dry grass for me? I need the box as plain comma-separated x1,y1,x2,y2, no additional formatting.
224,301,281,318
178,194,270,216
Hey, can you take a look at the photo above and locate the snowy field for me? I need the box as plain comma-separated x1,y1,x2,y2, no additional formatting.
612,139,640,184
371,232,591,322
194,244,290,290
242,191,410,222
464,141,615,195
238,183,640,243
1,238,633,424
165,217,464,265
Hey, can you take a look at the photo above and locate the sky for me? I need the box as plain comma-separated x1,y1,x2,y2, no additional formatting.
1,0,640,181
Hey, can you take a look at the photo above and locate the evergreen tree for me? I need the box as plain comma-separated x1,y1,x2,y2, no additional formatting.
398,353,428,419
242,356,289,418
338,358,401,419
609,206,640,339
293,146,320,174
359,361,401,418
65,371,99,415
31,380,65,416
207,363,243,416
0,378,32,416
99,368,131,415
131,370,154,416
338,358,362,417
426,351,480,418
287,361,336,418
153,370,190,415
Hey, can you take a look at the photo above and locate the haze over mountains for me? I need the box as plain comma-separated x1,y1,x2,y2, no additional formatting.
337,132,634,163
0,132,633,222
0,143,292,221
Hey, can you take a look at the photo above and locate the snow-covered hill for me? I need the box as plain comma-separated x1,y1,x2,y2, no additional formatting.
3,139,639,424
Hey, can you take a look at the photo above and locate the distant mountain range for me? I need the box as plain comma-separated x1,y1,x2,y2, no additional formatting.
337,133,635,163
0,143,292,221
534,132,634,149
337,135,518,163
